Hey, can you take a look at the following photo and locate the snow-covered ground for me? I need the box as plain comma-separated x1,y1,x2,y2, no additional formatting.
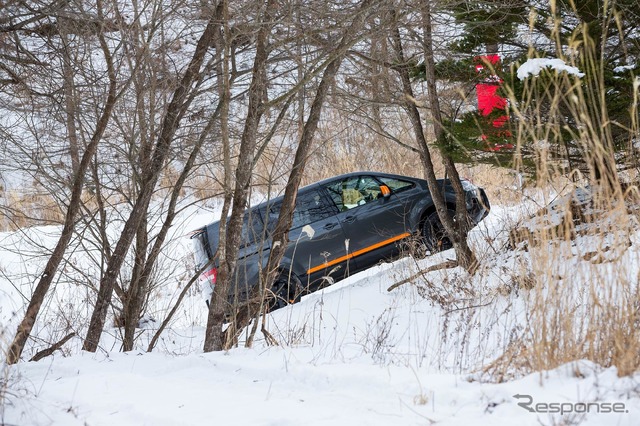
2,196,640,425
4,349,638,425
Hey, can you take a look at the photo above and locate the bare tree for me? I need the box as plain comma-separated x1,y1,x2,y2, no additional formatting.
6,0,120,364
83,1,224,352
2,0,482,362
419,2,477,272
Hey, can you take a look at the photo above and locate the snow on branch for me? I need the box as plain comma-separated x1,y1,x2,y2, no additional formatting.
517,58,585,80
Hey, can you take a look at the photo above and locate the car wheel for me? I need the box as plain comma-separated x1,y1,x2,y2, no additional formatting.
421,209,455,253
268,273,303,311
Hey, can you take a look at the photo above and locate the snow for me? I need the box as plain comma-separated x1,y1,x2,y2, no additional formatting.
2,198,640,425
613,64,635,73
4,351,638,426
517,58,585,80
301,224,315,239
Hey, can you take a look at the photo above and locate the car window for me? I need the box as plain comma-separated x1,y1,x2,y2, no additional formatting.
261,203,280,234
261,189,336,233
291,189,335,229
377,176,415,193
323,176,384,211
240,209,264,246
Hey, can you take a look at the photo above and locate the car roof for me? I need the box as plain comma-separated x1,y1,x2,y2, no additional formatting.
311,171,421,188
250,171,422,210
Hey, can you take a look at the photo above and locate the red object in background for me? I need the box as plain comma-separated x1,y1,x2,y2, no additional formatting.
475,55,512,151
492,115,508,128
475,54,501,72
476,84,507,116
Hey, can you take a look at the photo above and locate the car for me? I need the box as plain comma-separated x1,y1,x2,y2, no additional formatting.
191,171,490,310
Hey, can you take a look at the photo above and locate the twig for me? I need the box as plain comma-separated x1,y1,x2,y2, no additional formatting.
387,260,458,292
261,324,279,347
444,300,492,315
146,258,216,352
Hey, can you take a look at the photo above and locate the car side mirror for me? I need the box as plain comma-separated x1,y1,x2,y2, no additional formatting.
380,185,391,198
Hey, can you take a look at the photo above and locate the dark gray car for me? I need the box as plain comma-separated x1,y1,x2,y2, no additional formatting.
191,172,490,309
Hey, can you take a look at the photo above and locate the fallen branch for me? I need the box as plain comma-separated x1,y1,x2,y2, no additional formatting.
387,260,458,292
29,332,76,362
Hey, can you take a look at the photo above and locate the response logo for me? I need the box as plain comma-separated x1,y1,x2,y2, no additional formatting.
513,394,629,415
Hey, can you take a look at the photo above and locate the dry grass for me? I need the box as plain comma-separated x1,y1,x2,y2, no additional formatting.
188,174,225,202
482,1,640,378
508,196,639,374
1,188,65,231
303,109,431,185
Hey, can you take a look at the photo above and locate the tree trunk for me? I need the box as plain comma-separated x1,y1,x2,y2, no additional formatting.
391,11,477,274
229,0,377,348
122,213,148,351
420,3,477,272
61,28,80,175
203,0,274,352
239,56,344,348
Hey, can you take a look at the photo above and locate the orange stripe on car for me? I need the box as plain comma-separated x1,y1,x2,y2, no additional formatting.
306,232,411,275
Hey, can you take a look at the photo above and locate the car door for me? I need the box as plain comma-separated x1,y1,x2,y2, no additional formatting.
321,175,412,272
263,187,348,291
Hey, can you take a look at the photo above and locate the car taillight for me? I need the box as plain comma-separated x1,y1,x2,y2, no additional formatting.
200,267,217,286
